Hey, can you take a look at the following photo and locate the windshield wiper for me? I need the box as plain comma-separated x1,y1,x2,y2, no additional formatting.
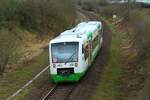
64,50,77,64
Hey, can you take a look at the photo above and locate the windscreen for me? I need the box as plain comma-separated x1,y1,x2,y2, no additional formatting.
51,42,79,63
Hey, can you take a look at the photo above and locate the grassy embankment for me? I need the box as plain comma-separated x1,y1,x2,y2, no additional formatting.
0,50,48,99
92,17,127,100
122,9,150,100
93,8,150,100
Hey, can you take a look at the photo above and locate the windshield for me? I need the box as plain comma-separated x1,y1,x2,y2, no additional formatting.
51,42,79,63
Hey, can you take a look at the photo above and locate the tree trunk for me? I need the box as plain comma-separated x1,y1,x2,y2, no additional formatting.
0,58,8,76
0,65,3,76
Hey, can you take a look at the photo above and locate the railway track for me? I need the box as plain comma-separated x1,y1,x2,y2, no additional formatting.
42,84,76,100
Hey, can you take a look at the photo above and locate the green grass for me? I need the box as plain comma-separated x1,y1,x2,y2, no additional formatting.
93,9,150,100
0,50,49,99
92,23,124,100
13,69,50,100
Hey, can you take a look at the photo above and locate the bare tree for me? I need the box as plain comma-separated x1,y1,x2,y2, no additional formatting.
0,29,18,75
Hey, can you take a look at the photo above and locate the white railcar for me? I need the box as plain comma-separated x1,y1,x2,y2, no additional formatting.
49,21,103,83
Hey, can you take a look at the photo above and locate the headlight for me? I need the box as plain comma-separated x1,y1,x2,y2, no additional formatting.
53,64,56,68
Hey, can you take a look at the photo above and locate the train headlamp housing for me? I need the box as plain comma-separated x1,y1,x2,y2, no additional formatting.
53,64,56,68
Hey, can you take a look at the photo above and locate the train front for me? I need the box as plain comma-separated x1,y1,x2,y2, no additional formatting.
49,41,82,83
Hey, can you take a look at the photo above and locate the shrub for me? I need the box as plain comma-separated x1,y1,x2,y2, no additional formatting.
0,28,19,75
97,3,136,20
81,0,95,11
97,4,121,17
0,0,76,36
0,0,77,75
97,0,108,6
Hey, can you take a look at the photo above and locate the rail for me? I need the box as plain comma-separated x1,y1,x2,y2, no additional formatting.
42,84,76,100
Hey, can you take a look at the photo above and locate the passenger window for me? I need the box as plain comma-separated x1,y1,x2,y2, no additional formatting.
82,45,84,54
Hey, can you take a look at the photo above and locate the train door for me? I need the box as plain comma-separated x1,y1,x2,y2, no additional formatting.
89,40,92,66
83,39,92,67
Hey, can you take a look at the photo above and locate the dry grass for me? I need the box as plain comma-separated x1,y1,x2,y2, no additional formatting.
92,18,124,100
0,50,49,99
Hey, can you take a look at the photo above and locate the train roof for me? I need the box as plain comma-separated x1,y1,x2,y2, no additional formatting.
50,21,102,44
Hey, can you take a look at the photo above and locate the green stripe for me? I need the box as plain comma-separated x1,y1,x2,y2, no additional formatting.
88,32,93,40
51,70,87,83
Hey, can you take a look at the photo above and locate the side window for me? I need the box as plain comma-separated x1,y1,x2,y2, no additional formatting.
82,45,84,54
